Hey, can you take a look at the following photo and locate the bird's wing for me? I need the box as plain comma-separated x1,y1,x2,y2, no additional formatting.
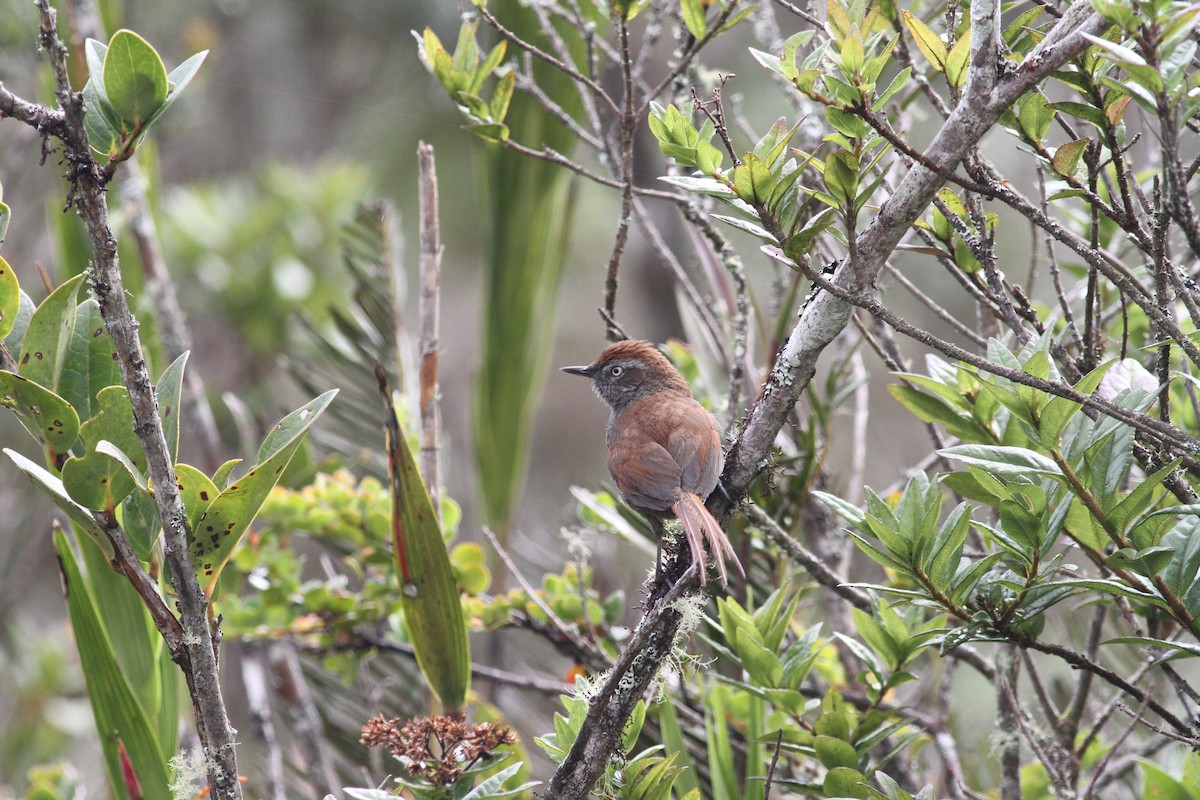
665,402,723,497
608,437,682,512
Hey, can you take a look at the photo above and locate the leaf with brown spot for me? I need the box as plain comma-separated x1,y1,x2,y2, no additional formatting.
58,298,121,423
188,390,337,596
0,370,81,458
18,273,85,393
61,386,145,512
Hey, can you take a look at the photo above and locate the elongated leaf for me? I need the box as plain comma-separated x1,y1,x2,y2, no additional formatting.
655,698,700,796
945,29,971,88
379,368,469,711
58,299,122,424
939,444,1063,480
0,256,17,339
53,527,171,800
18,273,86,392
473,0,579,547
902,11,947,71
681,0,707,39
190,390,337,595
5,449,110,556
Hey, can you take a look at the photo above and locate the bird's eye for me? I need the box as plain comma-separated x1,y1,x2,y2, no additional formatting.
609,365,623,377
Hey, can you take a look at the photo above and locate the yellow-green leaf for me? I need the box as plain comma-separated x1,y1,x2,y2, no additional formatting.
946,28,971,88
0,256,15,340
1052,137,1090,177
190,390,336,596
902,11,948,71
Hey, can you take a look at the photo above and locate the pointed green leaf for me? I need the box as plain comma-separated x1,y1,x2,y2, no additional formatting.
490,70,515,122
58,299,122,424
83,78,121,158
945,29,971,88
155,352,188,462
902,11,947,71
0,256,16,340
1051,137,1090,177
939,444,1063,480
53,528,171,800
681,0,707,39
382,378,470,712
4,448,110,556
731,152,776,205
190,390,337,596
18,273,86,392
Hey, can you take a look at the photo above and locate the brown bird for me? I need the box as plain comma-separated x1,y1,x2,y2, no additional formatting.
562,340,742,586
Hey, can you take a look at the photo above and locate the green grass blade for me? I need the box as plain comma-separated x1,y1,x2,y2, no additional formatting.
54,526,171,800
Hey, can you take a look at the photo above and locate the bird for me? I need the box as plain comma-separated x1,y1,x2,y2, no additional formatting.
562,339,743,586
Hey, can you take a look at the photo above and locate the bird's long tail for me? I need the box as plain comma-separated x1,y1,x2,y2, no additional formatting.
672,492,744,586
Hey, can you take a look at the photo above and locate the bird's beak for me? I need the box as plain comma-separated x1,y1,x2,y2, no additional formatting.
560,364,595,377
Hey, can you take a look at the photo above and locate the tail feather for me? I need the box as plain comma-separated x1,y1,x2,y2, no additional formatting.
673,492,744,586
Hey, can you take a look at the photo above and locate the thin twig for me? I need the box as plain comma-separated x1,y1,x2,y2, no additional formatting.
481,526,611,670
416,142,442,518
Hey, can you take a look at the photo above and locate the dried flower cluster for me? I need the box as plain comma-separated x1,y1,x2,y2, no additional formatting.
361,714,517,786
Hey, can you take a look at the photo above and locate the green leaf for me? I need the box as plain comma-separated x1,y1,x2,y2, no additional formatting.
1051,137,1089,177
902,11,947,71
1018,94,1055,143
945,29,971,88
103,30,169,130
823,150,859,207
0,371,81,460
736,626,784,686
1108,546,1174,576
53,528,171,800
490,70,515,122
381,382,470,712
873,66,912,109
681,0,707,39
461,763,538,800
1137,757,1200,800
731,152,776,205
939,444,1063,480
190,390,337,596
1108,461,1179,536
18,273,86,393
655,698,700,797
815,735,860,769
58,299,122,424
825,766,869,799
154,352,189,462
62,387,144,512
752,117,800,169
0,258,14,341
4,449,110,557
